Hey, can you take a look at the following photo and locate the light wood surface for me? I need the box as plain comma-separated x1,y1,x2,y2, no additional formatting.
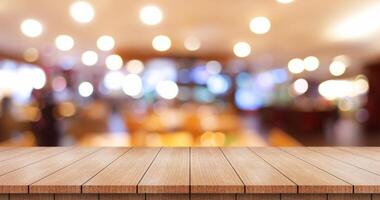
139,148,189,193
284,147,380,193
191,148,244,193
83,148,160,193
0,147,379,198
251,147,352,193
221,147,296,193
30,148,128,193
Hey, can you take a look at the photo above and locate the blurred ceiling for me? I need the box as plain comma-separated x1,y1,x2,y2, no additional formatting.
1,0,380,74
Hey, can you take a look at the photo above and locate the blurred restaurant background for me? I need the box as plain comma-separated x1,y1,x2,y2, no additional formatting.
0,0,380,147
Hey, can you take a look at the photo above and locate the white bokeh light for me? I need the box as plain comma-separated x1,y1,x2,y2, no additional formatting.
276,0,294,4
329,60,346,76
184,36,201,51
293,78,308,95
122,74,143,97
139,5,163,26
70,1,95,23
20,19,43,38
106,54,123,70
81,51,98,66
249,17,271,34
303,56,319,71
156,80,178,100
152,35,171,52
78,81,94,97
126,59,144,74
97,35,115,51
55,35,74,51
233,42,251,58
288,58,304,74
103,71,124,90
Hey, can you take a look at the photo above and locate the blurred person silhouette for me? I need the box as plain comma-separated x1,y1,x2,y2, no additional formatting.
0,96,17,142
32,88,60,146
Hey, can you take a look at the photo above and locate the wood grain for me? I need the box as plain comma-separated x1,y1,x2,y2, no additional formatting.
191,194,235,200
30,148,128,193
0,148,41,162
99,194,144,200
251,147,352,193
237,194,280,200
0,147,68,176
327,194,371,200
0,195,7,200
311,147,380,175
139,148,189,193
146,194,189,200
9,194,53,200
281,194,327,200
338,147,380,161
373,194,380,200
83,148,160,193
284,147,380,193
55,194,98,200
221,147,296,193
0,147,98,193
191,148,244,193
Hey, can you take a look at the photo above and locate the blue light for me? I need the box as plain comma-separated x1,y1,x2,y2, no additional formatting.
193,86,215,103
207,74,231,95
271,68,288,84
235,89,264,110
236,72,252,88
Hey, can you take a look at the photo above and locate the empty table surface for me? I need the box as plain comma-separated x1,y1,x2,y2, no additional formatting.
0,147,379,195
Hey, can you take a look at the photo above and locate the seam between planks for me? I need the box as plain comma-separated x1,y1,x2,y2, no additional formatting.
0,148,49,164
26,147,104,194
80,147,133,193
136,147,162,194
219,147,246,193
278,148,354,193
336,147,380,162
248,147,299,194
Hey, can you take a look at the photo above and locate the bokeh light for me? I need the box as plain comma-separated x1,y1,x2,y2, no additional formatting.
233,42,251,58
293,78,308,95
329,60,346,76
106,54,123,70
70,1,95,23
55,35,74,51
122,74,143,97
103,71,124,90
139,5,163,26
78,81,94,97
249,17,271,34
97,35,115,51
23,48,39,62
156,80,179,100
152,35,171,52
126,59,144,74
20,19,43,38
81,51,98,66
303,56,319,71
288,58,304,74
184,36,201,51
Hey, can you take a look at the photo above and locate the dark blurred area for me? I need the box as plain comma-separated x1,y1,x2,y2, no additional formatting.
0,0,379,147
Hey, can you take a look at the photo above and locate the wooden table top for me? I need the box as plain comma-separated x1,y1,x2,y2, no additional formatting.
0,147,379,195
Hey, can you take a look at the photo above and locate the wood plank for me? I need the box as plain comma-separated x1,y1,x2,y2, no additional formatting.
55,194,98,200
146,194,188,200
191,194,235,200
316,147,380,175
139,148,189,193
30,148,128,193
99,194,144,200
221,147,296,193
284,147,380,193
338,147,380,161
281,194,327,200
191,148,244,193
0,195,7,200
0,147,98,193
83,148,160,193
10,194,53,200
327,194,371,200
373,194,380,200
0,147,68,176
251,147,351,193
0,148,41,162
237,194,280,200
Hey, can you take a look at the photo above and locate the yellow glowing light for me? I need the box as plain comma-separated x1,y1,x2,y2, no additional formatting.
139,5,163,26
293,78,308,95
81,51,98,66
23,48,39,62
200,131,226,146
249,17,271,34
106,54,123,70
276,0,294,4
70,1,95,23
20,19,43,38
329,60,346,76
303,56,319,71
55,35,74,51
233,42,251,58
126,59,144,74
58,102,76,117
184,36,201,51
353,78,369,95
152,35,171,52
97,35,115,51
330,3,380,41
288,58,304,74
